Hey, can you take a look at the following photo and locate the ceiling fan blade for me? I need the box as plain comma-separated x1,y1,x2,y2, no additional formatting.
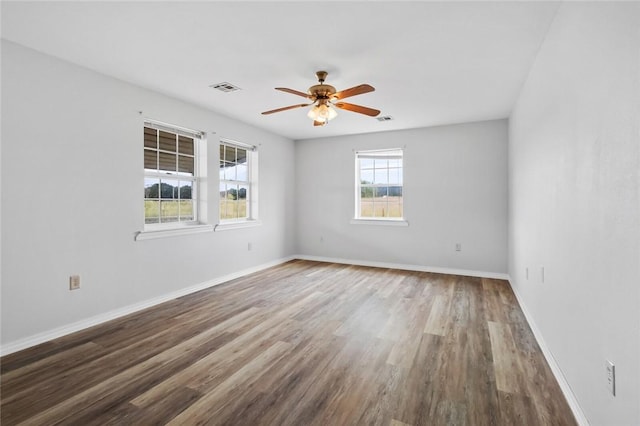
275,87,312,98
261,103,312,115
332,84,375,100
313,120,326,127
334,102,381,117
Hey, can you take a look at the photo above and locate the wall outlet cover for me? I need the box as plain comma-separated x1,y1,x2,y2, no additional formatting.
69,275,80,290
606,360,615,396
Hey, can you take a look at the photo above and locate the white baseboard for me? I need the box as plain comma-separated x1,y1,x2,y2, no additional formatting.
508,276,590,426
0,255,507,357
294,254,510,280
0,256,296,357
0,255,590,426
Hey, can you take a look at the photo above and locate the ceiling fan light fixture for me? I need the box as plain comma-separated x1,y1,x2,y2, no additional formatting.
326,105,338,121
307,103,337,122
306,106,319,120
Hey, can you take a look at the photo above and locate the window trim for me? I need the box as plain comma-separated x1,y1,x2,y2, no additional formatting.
214,219,262,232
218,138,259,228
350,218,409,226
135,223,214,241
139,119,208,239
353,148,407,224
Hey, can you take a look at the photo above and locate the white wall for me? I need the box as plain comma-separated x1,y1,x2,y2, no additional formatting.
295,120,508,275
1,41,296,348
509,3,640,425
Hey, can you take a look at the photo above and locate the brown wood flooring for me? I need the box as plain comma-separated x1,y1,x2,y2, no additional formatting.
1,260,577,425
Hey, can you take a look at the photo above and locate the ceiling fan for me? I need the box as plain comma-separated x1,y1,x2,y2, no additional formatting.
261,71,380,126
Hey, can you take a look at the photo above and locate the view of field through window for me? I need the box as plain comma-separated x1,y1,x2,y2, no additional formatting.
144,126,197,224
357,150,403,219
220,143,249,221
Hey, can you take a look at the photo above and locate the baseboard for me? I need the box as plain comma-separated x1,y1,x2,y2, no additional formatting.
0,255,508,357
508,276,590,426
294,254,509,280
0,256,296,357
2,255,586,426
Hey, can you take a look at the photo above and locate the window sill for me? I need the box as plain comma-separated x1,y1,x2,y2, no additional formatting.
350,218,409,227
135,224,214,241
214,219,262,232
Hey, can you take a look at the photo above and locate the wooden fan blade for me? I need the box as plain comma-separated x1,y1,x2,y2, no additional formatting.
334,102,381,117
313,120,326,127
275,87,312,98
333,84,375,100
262,103,312,115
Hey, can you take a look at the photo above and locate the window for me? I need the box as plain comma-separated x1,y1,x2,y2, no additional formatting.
355,149,404,221
219,139,258,223
143,121,202,227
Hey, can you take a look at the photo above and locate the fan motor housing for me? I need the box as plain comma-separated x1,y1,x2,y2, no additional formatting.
308,84,336,98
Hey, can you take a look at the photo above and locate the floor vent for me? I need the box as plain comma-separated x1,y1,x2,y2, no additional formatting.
376,116,393,122
210,82,241,92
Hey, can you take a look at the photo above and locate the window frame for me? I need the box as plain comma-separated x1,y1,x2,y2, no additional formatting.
352,148,408,226
216,138,260,231
136,120,213,240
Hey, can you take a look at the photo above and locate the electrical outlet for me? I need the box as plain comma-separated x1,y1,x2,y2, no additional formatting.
525,267,529,280
455,243,461,252
248,242,252,251
540,266,545,283
606,360,616,396
69,275,80,290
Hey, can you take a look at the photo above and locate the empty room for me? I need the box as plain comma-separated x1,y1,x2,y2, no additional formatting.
1,1,638,425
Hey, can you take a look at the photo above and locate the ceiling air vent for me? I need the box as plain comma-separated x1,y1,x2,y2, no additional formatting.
210,82,241,93
376,116,393,122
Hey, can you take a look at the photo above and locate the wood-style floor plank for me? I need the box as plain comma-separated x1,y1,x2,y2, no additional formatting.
1,260,577,425
488,320,527,394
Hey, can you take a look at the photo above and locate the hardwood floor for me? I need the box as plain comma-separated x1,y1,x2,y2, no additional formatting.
1,260,577,425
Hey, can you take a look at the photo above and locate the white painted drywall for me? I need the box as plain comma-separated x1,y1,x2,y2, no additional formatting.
1,41,296,347
509,3,640,425
295,120,508,275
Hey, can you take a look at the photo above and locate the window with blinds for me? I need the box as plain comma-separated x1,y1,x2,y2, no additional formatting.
143,122,202,226
355,149,404,220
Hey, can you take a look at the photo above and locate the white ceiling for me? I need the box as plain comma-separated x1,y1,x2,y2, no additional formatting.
1,1,559,141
